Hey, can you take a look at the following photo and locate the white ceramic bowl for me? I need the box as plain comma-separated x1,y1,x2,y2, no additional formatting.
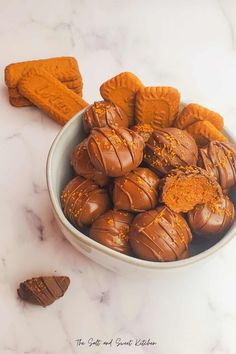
46,108,236,275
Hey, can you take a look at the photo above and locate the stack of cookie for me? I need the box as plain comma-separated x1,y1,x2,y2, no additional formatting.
4,57,88,125
100,71,227,146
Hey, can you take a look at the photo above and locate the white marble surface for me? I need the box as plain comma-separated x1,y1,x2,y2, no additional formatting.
1,0,236,353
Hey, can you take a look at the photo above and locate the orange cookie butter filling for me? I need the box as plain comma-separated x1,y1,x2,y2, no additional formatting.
160,166,223,213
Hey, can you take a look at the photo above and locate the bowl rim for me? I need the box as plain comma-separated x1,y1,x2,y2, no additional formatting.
46,107,236,270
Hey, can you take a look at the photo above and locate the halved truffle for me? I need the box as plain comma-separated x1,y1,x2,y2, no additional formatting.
160,166,223,213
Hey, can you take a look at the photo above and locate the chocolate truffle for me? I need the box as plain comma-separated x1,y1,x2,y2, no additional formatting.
199,141,236,193
131,123,153,142
71,139,110,187
113,167,159,212
90,210,134,255
160,166,223,213
144,127,198,176
188,195,235,239
87,127,144,177
129,206,192,262
83,101,129,133
17,276,70,307
61,176,111,228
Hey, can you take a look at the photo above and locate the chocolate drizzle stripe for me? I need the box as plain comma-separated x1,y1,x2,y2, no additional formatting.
77,188,104,225
218,145,229,186
137,227,167,258
123,175,154,208
145,144,169,173
153,131,180,157
176,134,198,161
53,277,65,293
136,238,164,261
113,127,135,163
154,220,179,258
91,226,120,237
41,277,58,298
98,129,123,171
209,143,225,184
196,207,213,232
69,181,91,225
90,135,108,174
86,187,107,205
64,179,84,216
200,149,213,176
222,144,236,184
94,110,102,127
132,170,158,197
217,199,228,235
115,182,134,209
111,215,131,226
105,111,111,126
73,184,97,225
71,192,82,226
173,220,191,248
33,280,52,306
38,278,55,304
154,130,197,166
136,214,170,255
159,218,182,249
21,283,44,306
165,208,190,247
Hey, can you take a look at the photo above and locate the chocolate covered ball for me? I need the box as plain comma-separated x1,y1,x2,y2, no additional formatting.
131,123,153,142
188,195,235,239
144,127,198,176
87,127,144,177
113,167,159,212
129,206,192,262
71,139,110,187
90,210,134,255
199,141,236,193
61,176,111,228
83,101,129,133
